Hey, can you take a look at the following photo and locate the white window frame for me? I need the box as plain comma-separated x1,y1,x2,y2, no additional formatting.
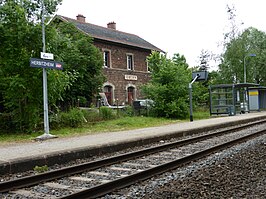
127,54,134,70
103,50,111,68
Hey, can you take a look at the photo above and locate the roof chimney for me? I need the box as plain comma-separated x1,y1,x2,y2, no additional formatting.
107,22,116,30
76,14,86,23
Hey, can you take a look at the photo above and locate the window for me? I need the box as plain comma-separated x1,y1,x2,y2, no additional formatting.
103,50,110,68
127,54,134,70
104,85,113,105
127,86,135,105
147,59,151,72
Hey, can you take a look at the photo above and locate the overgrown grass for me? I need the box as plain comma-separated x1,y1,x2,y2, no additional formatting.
49,116,181,137
0,117,179,143
0,110,210,144
193,109,210,120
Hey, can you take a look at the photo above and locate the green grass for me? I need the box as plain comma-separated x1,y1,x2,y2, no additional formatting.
0,131,42,143
193,110,210,120
0,110,210,144
50,116,181,137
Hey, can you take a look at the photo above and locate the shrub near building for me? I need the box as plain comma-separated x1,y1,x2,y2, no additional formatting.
142,52,191,119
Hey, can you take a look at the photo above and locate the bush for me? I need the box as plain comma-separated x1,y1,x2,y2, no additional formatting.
99,106,116,120
61,108,85,128
50,108,85,129
120,106,134,117
0,113,14,133
141,52,190,119
49,112,62,129
81,108,102,123
77,96,87,107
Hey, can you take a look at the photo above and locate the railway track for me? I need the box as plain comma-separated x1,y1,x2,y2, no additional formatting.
1,119,266,198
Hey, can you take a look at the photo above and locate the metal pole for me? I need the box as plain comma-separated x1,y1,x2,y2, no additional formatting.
244,54,256,83
36,0,56,140
189,83,193,122
243,56,247,113
42,0,49,135
244,56,247,83
243,54,256,113
189,75,199,122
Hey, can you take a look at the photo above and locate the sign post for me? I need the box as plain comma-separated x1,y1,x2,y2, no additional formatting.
41,52,54,60
32,0,63,140
30,57,63,140
30,58,63,70
41,0,52,140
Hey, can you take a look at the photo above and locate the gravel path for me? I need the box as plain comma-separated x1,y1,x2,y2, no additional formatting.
107,134,266,199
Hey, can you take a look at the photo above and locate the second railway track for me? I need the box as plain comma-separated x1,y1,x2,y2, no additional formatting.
1,119,266,198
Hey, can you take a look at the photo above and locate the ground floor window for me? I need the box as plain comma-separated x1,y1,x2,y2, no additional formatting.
127,86,135,105
104,85,113,105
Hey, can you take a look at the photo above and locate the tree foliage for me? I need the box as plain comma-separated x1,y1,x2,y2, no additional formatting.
216,4,266,85
141,52,190,119
218,27,266,85
0,0,104,132
198,49,211,71
0,0,48,131
50,22,105,107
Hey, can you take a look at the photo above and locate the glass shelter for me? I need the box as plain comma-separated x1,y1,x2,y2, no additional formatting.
209,83,260,116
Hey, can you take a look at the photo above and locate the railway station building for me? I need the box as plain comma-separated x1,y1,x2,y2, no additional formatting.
55,14,163,106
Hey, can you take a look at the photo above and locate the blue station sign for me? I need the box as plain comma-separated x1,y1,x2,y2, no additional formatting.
30,58,63,70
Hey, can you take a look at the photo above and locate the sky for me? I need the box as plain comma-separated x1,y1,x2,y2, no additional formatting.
56,0,266,70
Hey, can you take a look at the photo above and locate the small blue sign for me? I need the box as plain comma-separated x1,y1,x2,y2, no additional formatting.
30,58,63,70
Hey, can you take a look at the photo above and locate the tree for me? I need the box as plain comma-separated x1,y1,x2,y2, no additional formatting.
223,4,243,46
50,21,105,108
141,52,190,119
219,27,266,85
216,4,266,85
0,0,56,131
0,0,104,132
198,49,211,71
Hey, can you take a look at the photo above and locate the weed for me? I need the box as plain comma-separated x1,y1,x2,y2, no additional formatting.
33,165,49,173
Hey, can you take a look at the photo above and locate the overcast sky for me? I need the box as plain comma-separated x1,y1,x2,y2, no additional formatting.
56,0,266,69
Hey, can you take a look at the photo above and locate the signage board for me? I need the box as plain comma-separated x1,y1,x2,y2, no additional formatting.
30,58,63,70
249,91,259,96
125,75,137,81
41,52,54,60
192,71,208,81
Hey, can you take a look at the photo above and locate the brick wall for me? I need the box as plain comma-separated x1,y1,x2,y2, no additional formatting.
94,40,152,105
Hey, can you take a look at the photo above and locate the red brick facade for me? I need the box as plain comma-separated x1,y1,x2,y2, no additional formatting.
94,40,152,105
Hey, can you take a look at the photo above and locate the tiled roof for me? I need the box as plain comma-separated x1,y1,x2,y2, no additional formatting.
56,15,163,52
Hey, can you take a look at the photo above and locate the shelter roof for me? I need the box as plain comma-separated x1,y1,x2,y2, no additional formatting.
210,83,260,88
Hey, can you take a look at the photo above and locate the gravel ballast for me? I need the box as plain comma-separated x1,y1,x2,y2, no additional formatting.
108,134,266,198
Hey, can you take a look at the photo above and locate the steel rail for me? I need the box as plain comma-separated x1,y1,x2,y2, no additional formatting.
60,129,266,199
0,119,265,193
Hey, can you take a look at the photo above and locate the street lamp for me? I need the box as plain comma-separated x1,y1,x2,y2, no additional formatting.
244,53,256,83
242,53,256,113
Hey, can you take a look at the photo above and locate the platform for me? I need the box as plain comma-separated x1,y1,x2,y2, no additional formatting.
1,112,266,174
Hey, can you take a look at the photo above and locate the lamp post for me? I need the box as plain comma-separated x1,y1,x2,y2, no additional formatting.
242,53,256,113
244,53,256,83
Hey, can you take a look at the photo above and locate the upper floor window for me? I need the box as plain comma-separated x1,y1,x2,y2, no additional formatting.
146,59,151,72
127,54,134,70
103,50,111,68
